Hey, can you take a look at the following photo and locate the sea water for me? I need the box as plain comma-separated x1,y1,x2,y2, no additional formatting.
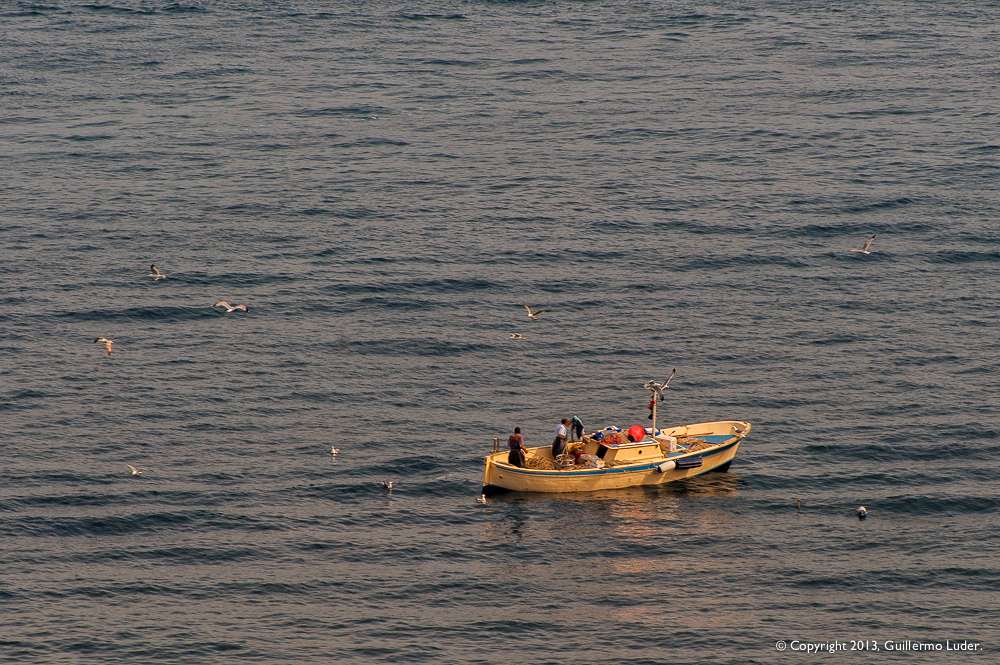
2,1,998,662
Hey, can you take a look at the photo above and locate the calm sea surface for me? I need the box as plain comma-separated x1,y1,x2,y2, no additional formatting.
2,0,999,662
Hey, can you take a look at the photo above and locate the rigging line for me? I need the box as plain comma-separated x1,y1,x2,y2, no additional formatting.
740,490,944,524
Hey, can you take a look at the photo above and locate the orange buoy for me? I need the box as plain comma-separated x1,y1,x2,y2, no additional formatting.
627,425,646,443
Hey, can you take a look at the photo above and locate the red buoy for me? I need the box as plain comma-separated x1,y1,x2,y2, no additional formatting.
627,425,646,443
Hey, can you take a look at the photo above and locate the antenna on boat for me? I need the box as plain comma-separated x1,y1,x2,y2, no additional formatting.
644,368,675,436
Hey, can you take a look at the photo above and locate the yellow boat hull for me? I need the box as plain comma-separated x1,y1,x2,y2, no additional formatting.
483,420,750,494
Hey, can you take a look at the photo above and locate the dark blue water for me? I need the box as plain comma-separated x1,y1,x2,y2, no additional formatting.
2,1,998,662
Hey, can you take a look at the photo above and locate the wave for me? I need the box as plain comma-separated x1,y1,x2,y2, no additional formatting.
335,277,497,296
57,306,215,323
927,250,1000,265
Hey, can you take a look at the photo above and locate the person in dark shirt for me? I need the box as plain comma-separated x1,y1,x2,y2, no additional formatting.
508,427,527,467
571,416,585,441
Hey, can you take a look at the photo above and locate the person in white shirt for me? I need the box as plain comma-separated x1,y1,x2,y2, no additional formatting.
552,418,569,457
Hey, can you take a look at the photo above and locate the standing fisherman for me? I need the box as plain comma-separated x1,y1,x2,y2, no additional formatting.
508,427,527,468
552,418,569,458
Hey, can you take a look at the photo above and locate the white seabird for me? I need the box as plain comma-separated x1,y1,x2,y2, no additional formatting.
509,333,524,340
213,301,249,313
94,337,114,356
331,446,339,455
522,303,550,320
476,494,487,504
127,464,152,476
148,265,166,281
644,368,676,402
850,234,876,254
382,480,395,491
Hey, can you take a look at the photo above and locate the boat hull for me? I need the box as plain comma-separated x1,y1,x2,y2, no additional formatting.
483,420,749,495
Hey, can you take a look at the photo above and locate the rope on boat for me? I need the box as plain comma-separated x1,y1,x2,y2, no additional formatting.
741,491,943,524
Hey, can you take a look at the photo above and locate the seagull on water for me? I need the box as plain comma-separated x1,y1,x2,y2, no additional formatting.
509,333,524,340
127,464,152,476
522,303,550,321
382,480,395,491
476,494,487,504
213,301,249,313
644,368,676,402
850,234,876,255
94,338,113,356
331,446,339,455
147,265,166,281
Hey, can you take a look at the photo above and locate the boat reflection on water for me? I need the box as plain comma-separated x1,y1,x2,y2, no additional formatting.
480,472,744,541
484,470,742,505
478,472,750,630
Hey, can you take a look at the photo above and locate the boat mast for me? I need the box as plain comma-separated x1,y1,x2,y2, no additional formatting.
652,394,657,435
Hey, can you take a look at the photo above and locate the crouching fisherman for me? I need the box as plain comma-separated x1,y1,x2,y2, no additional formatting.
508,427,527,468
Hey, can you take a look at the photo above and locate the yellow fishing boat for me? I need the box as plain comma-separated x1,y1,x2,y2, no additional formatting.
482,420,750,494
482,374,751,494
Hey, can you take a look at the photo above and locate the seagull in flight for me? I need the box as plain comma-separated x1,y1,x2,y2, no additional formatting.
213,301,249,313
509,333,524,340
127,464,152,476
94,337,113,356
850,234,876,254
147,265,166,281
644,368,676,402
523,303,550,320
382,480,395,491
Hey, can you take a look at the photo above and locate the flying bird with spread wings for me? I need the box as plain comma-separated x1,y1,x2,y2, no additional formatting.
850,234,876,255
213,301,249,313
522,303,550,320
644,368,676,402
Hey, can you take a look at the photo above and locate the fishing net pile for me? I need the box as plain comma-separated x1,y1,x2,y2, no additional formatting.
524,455,555,470
594,432,625,445
522,445,594,471
676,437,713,452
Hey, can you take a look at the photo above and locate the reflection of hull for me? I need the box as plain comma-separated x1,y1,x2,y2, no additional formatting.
483,420,749,495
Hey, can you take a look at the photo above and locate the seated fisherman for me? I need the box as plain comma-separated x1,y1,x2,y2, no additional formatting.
508,427,527,468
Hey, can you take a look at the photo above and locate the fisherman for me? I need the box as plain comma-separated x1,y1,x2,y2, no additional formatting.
508,427,527,468
570,416,585,442
552,418,569,458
